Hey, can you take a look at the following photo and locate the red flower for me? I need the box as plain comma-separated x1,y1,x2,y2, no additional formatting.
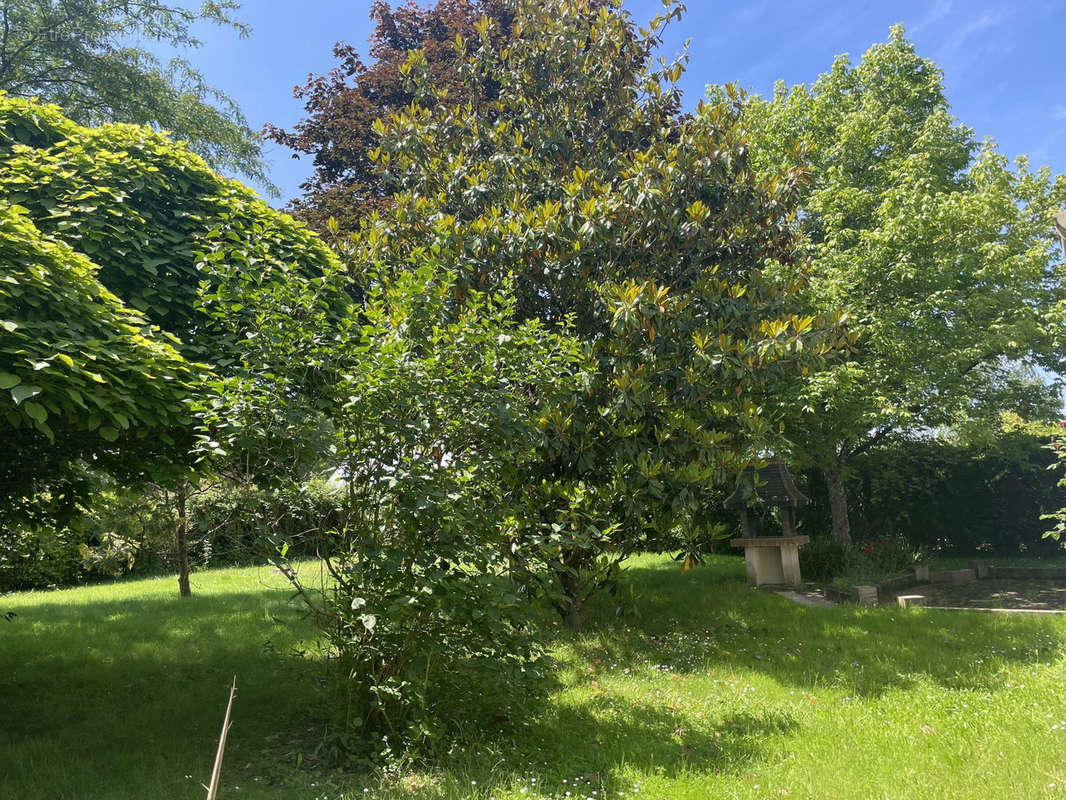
862,545,873,555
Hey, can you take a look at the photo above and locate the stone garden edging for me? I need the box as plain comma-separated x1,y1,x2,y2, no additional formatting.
824,562,1066,609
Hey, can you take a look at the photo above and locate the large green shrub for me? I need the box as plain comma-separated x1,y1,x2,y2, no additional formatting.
201,233,579,756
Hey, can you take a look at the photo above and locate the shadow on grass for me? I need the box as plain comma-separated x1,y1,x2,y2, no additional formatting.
414,705,801,800
0,564,804,798
570,556,1066,697
0,582,329,799
5,555,1064,799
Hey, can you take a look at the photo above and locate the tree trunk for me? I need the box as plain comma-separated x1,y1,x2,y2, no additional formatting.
824,464,851,544
176,484,191,597
561,576,584,631
559,553,585,631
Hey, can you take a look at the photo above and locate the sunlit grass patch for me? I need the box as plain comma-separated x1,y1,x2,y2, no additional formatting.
3,554,1066,799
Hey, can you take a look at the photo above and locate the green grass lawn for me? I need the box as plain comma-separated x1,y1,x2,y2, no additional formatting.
4,554,1066,799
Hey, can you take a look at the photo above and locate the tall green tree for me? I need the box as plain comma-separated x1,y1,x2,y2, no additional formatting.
354,0,846,624
0,96,338,592
0,0,273,191
725,27,1066,541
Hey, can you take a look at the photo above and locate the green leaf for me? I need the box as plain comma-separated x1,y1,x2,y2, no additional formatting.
10,384,41,405
22,401,47,423
0,372,20,390
99,426,120,442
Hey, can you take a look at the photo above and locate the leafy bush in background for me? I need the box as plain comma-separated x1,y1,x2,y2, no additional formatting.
1,491,173,591
0,522,86,591
80,491,178,579
0,478,346,592
188,478,343,564
798,536,859,584
799,533,922,587
859,533,924,575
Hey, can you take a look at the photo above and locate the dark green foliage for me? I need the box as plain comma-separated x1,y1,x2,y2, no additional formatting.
187,479,344,564
797,535,856,584
798,434,1066,556
3,491,183,591
0,522,86,591
78,491,178,580
799,533,920,587
859,534,924,575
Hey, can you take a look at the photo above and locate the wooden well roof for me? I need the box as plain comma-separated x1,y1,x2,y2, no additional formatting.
724,460,809,509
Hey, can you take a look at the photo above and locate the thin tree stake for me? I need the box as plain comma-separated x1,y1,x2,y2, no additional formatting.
205,676,237,800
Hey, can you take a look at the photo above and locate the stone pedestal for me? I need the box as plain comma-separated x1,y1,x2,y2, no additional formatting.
854,585,878,605
730,535,809,587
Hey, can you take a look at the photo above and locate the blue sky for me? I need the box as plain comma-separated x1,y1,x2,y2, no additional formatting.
175,1,1066,204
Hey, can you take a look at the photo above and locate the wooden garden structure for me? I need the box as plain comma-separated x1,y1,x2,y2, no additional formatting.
725,459,810,587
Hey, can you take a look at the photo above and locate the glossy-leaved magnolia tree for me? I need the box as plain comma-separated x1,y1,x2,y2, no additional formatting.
349,0,849,625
